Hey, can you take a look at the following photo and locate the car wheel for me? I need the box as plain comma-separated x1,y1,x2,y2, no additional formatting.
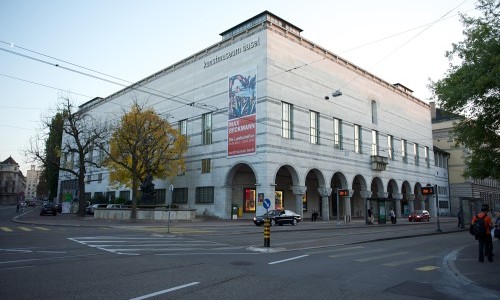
292,219,297,226
271,219,276,226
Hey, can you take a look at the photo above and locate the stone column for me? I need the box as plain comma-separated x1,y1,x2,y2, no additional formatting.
291,185,307,217
393,193,403,219
317,187,332,221
408,194,415,213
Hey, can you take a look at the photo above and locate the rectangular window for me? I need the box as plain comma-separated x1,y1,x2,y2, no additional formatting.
371,130,378,156
153,189,166,204
195,186,214,204
333,118,342,149
354,124,362,153
179,119,187,136
425,146,430,167
119,190,130,201
201,158,211,173
371,100,377,124
310,110,319,144
414,143,419,166
202,113,212,145
173,188,188,204
87,147,94,163
402,139,407,163
387,135,394,160
97,173,102,183
281,102,293,139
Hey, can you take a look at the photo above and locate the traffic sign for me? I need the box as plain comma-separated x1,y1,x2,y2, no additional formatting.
263,198,271,209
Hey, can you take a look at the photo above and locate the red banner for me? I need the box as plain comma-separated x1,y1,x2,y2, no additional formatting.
228,115,256,156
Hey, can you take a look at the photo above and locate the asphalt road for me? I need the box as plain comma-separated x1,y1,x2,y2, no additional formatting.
1,206,499,300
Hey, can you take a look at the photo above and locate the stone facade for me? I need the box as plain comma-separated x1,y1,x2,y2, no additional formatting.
58,11,439,221
26,165,41,200
0,156,26,205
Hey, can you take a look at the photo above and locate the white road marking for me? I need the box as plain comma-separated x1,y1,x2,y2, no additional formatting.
269,255,309,265
383,255,436,266
129,282,200,300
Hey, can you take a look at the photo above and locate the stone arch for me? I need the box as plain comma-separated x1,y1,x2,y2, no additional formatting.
351,174,368,218
224,162,258,219
274,165,300,211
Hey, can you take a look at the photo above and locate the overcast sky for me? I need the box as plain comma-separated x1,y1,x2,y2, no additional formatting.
0,0,477,175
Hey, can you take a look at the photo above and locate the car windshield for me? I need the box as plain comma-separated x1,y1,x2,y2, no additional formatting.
414,210,423,214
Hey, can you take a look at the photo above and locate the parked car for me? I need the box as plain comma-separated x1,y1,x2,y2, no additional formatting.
40,203,57,216
253,209,302,226
408,210,430,222
106,204,126,209
86,204,107,215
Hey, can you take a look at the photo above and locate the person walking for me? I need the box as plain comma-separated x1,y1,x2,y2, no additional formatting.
471,204,494,262
368,207,374,225
389,208,396,224
457,207,464,228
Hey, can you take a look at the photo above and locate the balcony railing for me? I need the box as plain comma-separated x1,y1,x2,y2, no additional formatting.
371,155,388,171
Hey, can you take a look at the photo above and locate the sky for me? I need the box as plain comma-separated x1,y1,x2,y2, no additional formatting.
0,0,478,175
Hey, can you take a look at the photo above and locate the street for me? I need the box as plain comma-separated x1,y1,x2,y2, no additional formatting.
1,206,499,300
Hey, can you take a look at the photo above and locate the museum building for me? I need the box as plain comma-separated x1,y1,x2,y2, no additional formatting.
57,11,441,221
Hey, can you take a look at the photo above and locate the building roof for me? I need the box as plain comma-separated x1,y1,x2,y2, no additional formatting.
1,156,18,165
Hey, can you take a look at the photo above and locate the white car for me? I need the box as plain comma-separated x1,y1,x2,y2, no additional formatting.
106,204,126,209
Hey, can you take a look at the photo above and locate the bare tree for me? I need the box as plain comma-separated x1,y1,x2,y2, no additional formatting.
26,96,108,216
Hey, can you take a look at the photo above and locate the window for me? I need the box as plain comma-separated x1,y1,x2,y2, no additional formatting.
179,119,187,136
202,113,212,145
97,173,102,183
281,102,293,139
333,118,342,149
310,111,319,144
402,139,407,163
387,135,394,160
195,186,214,204
173,188,188,204
119,190,130,201
414,143,419,166
371,100,377,124
424,146,430,167
201,158,211,173
371,130,378,156
87,146,94,163
154,189,166,204
354,124,362,153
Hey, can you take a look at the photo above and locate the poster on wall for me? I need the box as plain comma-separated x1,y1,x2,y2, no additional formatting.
228,68,257,157
244,188,256,212
275,191,283,210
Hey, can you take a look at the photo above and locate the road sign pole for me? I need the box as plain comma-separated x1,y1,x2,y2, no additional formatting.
435,184,441,232
336,188,340,226
263,198,271,247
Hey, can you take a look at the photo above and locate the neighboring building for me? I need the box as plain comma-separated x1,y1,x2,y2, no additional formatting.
431,102,500,220
25,165,41,200
0,156,26,205
58,11,438,221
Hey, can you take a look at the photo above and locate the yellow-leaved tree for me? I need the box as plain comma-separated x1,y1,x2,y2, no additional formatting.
103,103,188,220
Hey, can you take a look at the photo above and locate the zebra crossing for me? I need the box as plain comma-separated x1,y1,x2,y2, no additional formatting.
309,245,438,271
68,235,248,256
0,226,51,232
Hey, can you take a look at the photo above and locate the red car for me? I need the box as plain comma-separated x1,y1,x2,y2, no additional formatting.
408,210,430,222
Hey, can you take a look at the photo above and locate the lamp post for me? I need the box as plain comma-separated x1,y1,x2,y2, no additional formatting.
167,184,174,233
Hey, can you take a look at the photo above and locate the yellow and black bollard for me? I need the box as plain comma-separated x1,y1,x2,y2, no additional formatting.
264,218,270,247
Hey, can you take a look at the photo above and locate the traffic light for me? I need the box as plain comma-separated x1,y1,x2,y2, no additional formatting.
338,189,349,197
421,186,435,195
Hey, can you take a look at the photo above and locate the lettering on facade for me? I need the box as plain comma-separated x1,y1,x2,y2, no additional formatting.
204,38,260,68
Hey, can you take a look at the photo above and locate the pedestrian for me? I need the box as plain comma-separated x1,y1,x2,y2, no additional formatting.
16,202,19,213
457,207,464,228
312,209,319,222
494,211,500,241
389,208,396,224
368,207,374,225
471,204,493,262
